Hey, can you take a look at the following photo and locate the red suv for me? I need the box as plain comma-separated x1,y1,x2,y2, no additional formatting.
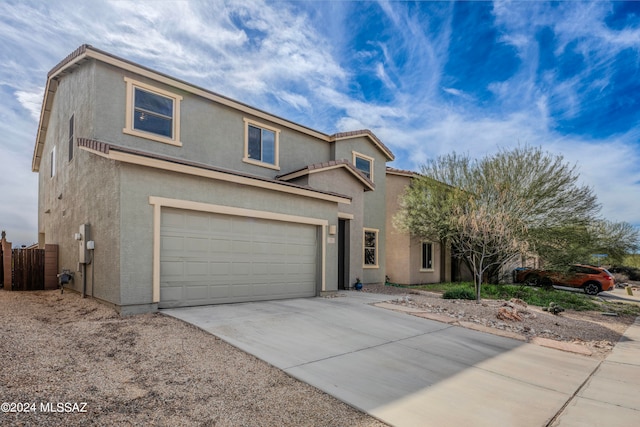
514,264,615,295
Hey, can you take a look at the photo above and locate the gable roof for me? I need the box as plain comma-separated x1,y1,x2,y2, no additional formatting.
277,159,375,191
32,44,394,172
331,130,394,162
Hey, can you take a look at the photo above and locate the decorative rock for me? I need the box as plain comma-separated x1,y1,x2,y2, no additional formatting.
510,298,528,307
497,306,523,322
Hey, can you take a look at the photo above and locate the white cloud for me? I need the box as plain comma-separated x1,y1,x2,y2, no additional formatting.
15,90,43,122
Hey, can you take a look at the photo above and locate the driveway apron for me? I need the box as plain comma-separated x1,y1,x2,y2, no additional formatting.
164,292,601,427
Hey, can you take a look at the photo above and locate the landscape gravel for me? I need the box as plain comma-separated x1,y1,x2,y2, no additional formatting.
363,284,637,359
0,290,387,426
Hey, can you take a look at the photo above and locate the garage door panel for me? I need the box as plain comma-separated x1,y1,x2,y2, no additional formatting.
209,262,231,276
210,239,232,254
251,241,272,255
232,218,253,235
232,262,252,277
252,262,270,275
160,286,183,302
186,261,208,276
161,260,183,277
186,285,209,300
232,284,251,297
160,208,318,308
233,240,254,254
184,212,210,231
185,237,209,253
162,235,184,253
210,215,232,231
162,211,185,228
209,284,231,298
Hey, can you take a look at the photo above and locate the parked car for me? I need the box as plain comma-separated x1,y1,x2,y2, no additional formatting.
513,264,615,295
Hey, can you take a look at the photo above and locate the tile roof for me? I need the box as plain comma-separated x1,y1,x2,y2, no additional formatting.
77,138,352,200
386,166,419,177
277,159,375,191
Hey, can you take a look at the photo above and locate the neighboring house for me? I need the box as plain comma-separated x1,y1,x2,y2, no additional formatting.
32,45,396,314
385,168,452,285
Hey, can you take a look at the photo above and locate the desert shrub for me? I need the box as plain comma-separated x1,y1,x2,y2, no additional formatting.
612,272,629,283
443,286,476,300
610,266,640,281
542,301,565,315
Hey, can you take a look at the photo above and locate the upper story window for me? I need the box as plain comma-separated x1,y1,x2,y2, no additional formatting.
243,119,280,170
421,242,434,271
68,114,74,162
123,77,182,146
50,147,56,178
353,151,374,181
363,228,378,268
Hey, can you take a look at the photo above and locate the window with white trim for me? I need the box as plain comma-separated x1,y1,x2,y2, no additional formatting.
363,228,378,267
68,114,74,162
50,147,56,178
421,242,434,271
353,151,374,181
123,77,182,146
243,119,280,169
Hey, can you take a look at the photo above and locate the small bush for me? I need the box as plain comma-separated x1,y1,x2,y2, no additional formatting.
443,286,476,300
612,272,630,284
542,301,565,315
610,266,640,281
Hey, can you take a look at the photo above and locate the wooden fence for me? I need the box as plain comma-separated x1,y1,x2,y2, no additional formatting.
0,243,4,288
0,240,58,291
12,248,45,291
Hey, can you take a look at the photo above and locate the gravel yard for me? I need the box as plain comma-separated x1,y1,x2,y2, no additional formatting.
2,285,636,426
0,290,386,427
363,284,638,359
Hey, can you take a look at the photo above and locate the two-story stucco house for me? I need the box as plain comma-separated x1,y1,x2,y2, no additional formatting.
32,45,449,315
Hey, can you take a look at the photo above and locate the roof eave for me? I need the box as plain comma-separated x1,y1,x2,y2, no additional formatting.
32,45,91,172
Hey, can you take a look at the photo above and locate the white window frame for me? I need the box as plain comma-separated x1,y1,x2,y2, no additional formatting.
352,151,374,181
68,114,74,162
243,118,280,170
420,241,434,272
363,228,379,268
123,77,182,146
50,147,56,178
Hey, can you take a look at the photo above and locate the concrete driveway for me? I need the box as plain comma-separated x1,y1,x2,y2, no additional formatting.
164,292,615,427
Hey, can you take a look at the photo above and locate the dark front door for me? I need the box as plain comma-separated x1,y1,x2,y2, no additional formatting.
338,219,349,290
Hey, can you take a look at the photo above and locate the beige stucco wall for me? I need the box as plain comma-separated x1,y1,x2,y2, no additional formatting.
92,61,332,181
385,173,411,284
305,168,366,288
332,138,388,284
385,172,451,285
38,62,122,305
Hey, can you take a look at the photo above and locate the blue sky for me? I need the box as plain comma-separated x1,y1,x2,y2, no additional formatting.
1,0,640,246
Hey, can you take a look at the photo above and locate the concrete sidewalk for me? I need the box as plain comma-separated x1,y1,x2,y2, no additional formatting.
552,316,640,426
164,292,638,427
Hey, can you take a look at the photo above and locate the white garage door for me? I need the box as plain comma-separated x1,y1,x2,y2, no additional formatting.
159,208,318,308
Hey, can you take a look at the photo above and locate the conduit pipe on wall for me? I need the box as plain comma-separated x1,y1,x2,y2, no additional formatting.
82,244,94,298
